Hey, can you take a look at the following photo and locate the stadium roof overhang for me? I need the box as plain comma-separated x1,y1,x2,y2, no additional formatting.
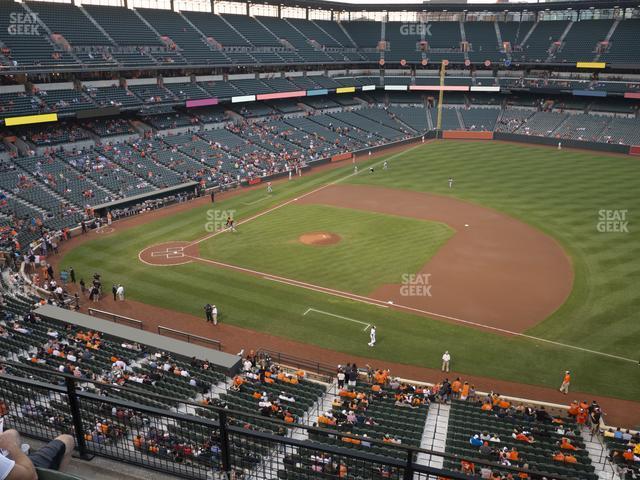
263,0,639,13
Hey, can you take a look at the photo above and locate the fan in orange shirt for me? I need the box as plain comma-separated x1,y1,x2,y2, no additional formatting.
567,400,579,417
514,431,535,444
339,389,357,399
560,437,578,451
517,463,531,479
460,382,470,400
451,378,462,398
460,460,475,474
564,454,578,464
622,449,635,461
507,448,520,461
576,408,588,425
552,451,565,462
231,375,245,391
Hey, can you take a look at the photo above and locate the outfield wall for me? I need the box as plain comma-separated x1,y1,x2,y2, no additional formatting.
494,132,631,154
443,131,494,140
352,132,438,158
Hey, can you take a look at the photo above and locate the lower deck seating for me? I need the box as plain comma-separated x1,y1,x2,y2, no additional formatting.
445,399,595,479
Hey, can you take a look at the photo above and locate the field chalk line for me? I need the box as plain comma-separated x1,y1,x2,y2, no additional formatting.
304,307,371,331
242,195,271,206
186,144,422,248
189,254,636,364
149,144,636,364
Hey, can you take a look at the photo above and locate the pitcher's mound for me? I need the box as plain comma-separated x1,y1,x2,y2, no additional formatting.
298,232,341,246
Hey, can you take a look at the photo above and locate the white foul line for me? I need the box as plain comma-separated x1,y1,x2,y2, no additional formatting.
149,142,637,364
186,144,423,248
242,195,270,206
304,308,371,331
189,254,636,364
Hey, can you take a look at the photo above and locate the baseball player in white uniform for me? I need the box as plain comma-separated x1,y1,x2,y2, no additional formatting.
368,326,376,347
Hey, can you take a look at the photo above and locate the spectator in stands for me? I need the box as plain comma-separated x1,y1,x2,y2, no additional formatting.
559,437,579,451
470,434,483,447
622,449,639,462
512,429,534,444
479,441,493,457
0,429,74,480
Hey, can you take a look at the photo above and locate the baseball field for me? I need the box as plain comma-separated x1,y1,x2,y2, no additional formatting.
60,140,640,404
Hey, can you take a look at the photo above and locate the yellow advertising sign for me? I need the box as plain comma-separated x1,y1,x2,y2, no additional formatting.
576,62,606,69
5,113,58,126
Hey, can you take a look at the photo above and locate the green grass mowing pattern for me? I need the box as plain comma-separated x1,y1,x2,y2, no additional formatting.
348,141,640,359
198,204,453,295
61,143,640,401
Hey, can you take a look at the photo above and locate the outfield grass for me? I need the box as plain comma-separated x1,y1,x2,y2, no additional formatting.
347,141,640,357
61,142,640,401
198,204,453,294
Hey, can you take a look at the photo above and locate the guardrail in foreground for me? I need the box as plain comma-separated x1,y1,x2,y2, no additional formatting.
0,362,570,480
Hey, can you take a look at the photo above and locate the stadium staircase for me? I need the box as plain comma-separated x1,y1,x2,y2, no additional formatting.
580,429,622,480
594,20,621,62
78,6,116,46
517,21,538,56
547,20,575,63
416,401,450,470
337,22,359,49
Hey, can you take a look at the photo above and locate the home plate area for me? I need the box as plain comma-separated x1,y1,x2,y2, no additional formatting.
139,241,200,266
153,247,185,259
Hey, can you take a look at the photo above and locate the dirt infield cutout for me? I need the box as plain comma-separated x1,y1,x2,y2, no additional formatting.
139,241,200,266
298,232,341,246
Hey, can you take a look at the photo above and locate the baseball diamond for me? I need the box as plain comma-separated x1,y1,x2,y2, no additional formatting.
3,3,640,478
57,141,640,416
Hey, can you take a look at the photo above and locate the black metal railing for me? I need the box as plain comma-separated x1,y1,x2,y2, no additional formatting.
257,348,336,379
157,325,222,351
0,363,572,480
87,308,144,329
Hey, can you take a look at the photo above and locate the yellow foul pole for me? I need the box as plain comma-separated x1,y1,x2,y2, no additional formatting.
436,59,447,133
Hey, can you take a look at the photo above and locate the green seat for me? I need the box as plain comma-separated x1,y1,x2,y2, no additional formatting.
36,468,86,480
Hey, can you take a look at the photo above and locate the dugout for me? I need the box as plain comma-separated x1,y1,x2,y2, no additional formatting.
34,304,242,376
